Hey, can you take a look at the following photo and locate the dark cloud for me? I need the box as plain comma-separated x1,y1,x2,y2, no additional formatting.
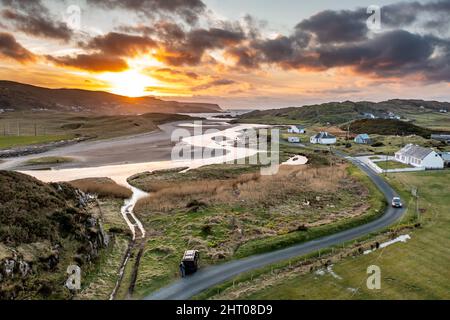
317,31,437,75
382,0,450,28
47,32,157,72
0,0,47,15
2,9,73,41
193,79,236,90
89,0,206,25
47,53,128,72
227,46,261,68
225,1,450,82
146,67,200,83
1,0,73,42
296,9,368,44
154,68,199,78
83,32,157,56
156,26,246,66
0,32,36,62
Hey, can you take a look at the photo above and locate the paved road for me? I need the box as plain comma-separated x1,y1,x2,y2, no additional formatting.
146,151,406,300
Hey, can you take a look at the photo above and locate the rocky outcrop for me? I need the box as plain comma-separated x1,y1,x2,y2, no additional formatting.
0,172,111,299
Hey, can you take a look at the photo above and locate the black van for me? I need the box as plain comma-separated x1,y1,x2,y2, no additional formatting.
179,250,200,277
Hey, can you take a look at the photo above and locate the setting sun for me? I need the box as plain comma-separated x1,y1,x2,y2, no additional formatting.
96,69,161,97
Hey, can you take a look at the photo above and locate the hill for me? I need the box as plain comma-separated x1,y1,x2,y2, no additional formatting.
0,81,222,115
238,100,450,127
0,171,109,299
344,119,436,138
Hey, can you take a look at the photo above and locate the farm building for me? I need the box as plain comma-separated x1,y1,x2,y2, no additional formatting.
395,144,444,169
310,132,337,145
439,152,450,167
287,137,301,143
354,134,372,144
288,125,306,134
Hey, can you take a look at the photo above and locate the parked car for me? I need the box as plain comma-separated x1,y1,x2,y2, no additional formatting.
392,197,403,208
179,250,200,277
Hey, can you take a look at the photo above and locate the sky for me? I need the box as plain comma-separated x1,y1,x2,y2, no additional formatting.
0,0,449,109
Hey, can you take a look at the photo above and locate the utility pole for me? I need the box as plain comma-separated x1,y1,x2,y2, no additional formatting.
416,188,420,222
329,146,333,182
34,122,37,136
384,153,388,177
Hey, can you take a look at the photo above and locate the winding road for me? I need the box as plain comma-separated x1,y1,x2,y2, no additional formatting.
2,119,406,300
146,151,406,300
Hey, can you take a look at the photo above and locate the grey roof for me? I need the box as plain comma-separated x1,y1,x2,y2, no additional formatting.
396,144,433,160
313,132,336,139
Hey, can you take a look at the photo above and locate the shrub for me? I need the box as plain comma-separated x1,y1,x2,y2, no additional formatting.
69,178,132,199
371,142,385,147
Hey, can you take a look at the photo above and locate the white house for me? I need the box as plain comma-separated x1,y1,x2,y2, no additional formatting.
287,136,300,143
310,132,337,145
354,134,372,144
395,144,444,169
362,112,376,119
288,125,306,134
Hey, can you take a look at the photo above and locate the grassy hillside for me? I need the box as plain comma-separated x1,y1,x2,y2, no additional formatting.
238,99,450,130
0,80,222,115
345,119,438,138
206,170,450,300
0,171,109,299
0,135,74,150
0,112,192,149
127,149,384,298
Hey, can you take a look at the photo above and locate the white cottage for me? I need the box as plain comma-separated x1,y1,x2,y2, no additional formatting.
288,125,306,134
310,132,337,145
287,136,301,143
395,144,444,169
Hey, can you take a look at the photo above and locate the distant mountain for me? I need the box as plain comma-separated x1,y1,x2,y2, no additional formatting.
0,81,222,115
239,99,450,125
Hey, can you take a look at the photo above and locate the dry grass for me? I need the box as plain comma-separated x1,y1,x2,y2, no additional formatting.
312,126,348,137
69,178,132,199
136,165,349,213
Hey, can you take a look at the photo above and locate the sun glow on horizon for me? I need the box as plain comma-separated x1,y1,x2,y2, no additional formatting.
96,69,162,97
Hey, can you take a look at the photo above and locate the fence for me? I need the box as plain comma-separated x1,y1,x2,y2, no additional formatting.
0,120,62,136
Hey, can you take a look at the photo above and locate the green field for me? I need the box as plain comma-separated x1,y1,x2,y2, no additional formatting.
0,135,73,149
375,161,413,170
222,170,450,300
332,135,448,156
126,153,385,298
407,112,450,131
237,101,450,132
0,112,192,145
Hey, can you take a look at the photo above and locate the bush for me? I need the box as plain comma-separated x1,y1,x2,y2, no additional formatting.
371,142,385,147
69,178,132,199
